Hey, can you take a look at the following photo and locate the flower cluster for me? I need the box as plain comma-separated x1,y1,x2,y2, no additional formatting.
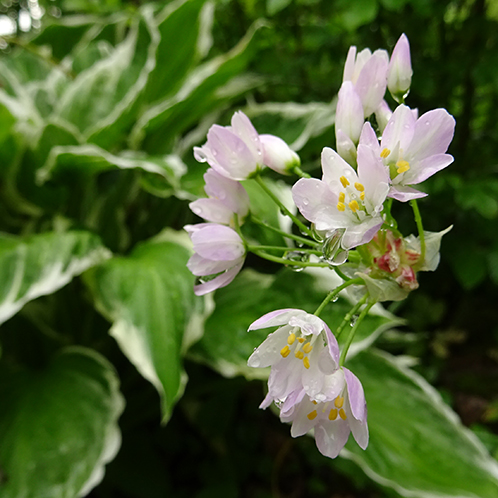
184,34,455,459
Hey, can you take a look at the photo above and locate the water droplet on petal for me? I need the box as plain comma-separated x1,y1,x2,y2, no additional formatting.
322,229,348,266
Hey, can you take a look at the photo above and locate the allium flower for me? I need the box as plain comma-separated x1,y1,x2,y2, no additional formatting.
292,144,389,250
362,104,455,201
193,111,300,180
189,168,250,226
343,46,389,117
185,223,245,296
280,367,368,459
248,309,340,403
387,33,413,101
335,81,365,164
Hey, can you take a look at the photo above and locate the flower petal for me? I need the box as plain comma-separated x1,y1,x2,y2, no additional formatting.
381,104,416,155
231,110,262,160
187,253,231,276
247,325,290,368
248,309,302,331
189,198,233,224
388,185,427,202
191,224,244,261
343,367,367,421
403,153,454,185
342,216,384,250
193,261,244,296
203,168,250,216
336,81,364,144
314,418,351,458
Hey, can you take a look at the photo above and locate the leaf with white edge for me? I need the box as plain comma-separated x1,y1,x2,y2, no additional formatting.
37,143,185,185
189,269,402,379
85,232,203,421
0,231,111,326
246,100,337,151
0,347,124,498
144,0,208,104
341,349,498,498
129,20,266,153
55,8,158,146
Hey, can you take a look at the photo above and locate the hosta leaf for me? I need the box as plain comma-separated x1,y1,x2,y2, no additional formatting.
342,349,498,498
189,269,402,379
129,20,266,153
55,8,158,147
85,231,203,421
0,347,124,498
0,231,111,326
144,0,208,104
37,143,185,185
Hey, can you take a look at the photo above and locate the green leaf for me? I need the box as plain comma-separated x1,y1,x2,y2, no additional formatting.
130,20,266,153
267,0,293,16
0,231,111,326
37,143,186,185
145,0,208,104
55,8,159,147
85,231,203,421
247,100,336,151
0,347,124,498
190,269,402,379
342,349,498,498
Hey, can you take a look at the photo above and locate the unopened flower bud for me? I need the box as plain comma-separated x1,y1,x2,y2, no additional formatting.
260,134,301,175
387,34,413,103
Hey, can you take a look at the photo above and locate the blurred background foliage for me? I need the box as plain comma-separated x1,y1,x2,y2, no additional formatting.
0,0,498,497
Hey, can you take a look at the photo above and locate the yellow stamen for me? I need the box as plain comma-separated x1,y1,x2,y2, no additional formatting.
287,333,296,345
334,396,344,409
328,408,338,420
380,148,391,158
338,192,345,203
340,176,350,188
312,400,317,405
396,160,410,174
302,342,313,354
303,356,310,369
360,192,365,201
295,350,304,360
298,337,305,343
339,408,347,420
354,182,364,192
348,200,359,212
307,410,318,420
337,202,346,212
280,345,291,358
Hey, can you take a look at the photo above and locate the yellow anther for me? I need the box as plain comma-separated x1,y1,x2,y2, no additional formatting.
302,342,313,354
348,200,360,212
380,148,391,158
280,345,291,358
312,400,317,405
328,408,338,420
298,337,305,343
287,333,296,345
339,408,347,420
307,410,318,420
396,160,410,174
354,182,364,192
360,192,365,201
337,202,346,212
295,350,304,360
338,192,345,203
340,176,350,188
334,396,344,409
303,356,310,369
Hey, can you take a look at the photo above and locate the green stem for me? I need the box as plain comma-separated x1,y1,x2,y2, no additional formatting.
293,165,311,178
254,175,313,237
410,199,426,268
335,294,369,340
334,266,351,282
248,245,322,255
251,250,331,268
313,278,364,317
339,300,375,366
251,215,319,248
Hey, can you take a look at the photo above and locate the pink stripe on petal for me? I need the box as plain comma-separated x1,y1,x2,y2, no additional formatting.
248,308,301,330
388,185,427,202
405,153,454,185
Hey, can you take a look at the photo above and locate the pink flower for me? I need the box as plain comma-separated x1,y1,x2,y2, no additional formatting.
292,144,389,250
280,368,368,459
343,46,389,118
189,168,250,225
387,34,413,101
248,309,340,403
361,105,455,201
185,223,245,296
194,111,300,180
